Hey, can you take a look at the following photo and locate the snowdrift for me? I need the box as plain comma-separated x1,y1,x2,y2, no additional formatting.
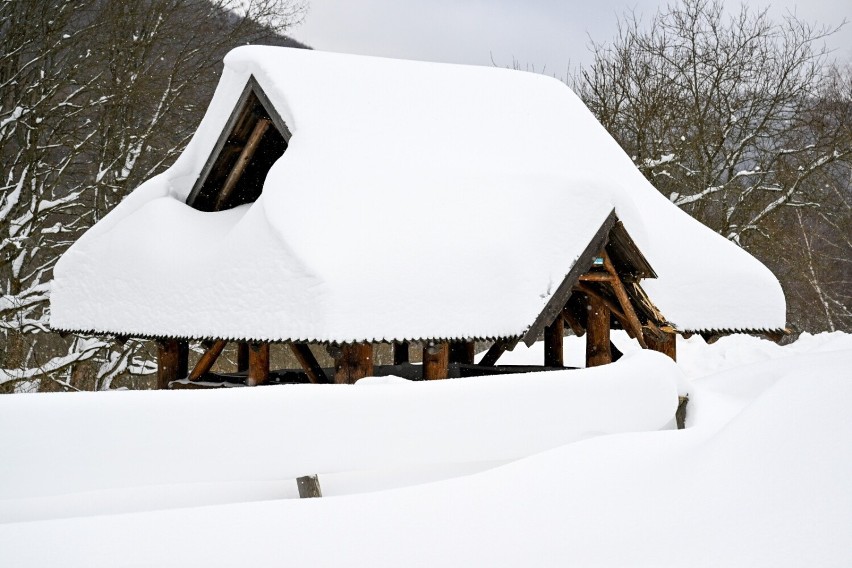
0,351,680,522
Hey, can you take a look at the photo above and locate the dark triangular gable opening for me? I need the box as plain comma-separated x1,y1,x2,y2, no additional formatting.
186,76,292,212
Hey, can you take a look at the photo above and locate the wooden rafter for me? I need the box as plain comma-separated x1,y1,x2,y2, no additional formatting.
188,339,227,381
601,251,647,348
213,118,271,211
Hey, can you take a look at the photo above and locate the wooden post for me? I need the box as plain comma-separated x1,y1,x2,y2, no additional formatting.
236,342,249,372
188,339,227,381
247,342,270,386
297,475,322,498
290,343,329,384
544,316,564,367
676,396,688,430
334,342,373,384
586,295,611,367
392,341,409,365
157,339,181,389
422,341,449,380
449,340,475,365
644,330,677,361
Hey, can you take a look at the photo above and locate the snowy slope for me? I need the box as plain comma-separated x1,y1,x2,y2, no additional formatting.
0,333,849,567
50,47,785,342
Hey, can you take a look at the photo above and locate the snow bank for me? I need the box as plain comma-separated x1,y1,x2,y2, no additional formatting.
1,346,849,567
0,351,679,522
51,47,785,343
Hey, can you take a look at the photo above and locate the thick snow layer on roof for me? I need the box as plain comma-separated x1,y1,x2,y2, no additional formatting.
50,46,785,341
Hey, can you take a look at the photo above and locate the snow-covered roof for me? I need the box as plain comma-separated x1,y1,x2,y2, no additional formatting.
50,46,786,342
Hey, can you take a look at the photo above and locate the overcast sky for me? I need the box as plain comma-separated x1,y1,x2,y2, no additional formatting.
289,0,851,75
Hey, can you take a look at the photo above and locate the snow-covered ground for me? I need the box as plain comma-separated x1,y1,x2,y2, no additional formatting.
1,332,850,567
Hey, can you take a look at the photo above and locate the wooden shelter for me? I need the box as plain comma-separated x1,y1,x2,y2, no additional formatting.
50,47,787,387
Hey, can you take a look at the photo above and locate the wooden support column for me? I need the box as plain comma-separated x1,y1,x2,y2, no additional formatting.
422,341,449,380
334,342,373,384
236,342,249,372
290,343,329,384
188,339,227,381
247,342,270,386
585,294,611,367
392,341,409,365
449,340,475,365
157,339,181,389
544,316,564,367
177,341,189,380
643,329,677,361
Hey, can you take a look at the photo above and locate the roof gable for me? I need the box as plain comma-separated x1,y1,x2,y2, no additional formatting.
187,76,291,212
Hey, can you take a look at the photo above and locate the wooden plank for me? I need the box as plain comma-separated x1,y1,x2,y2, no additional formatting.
544,316,564,367
522,210,617,347
214,118,271,210
290,343,329,384
393,341,410,365
422,341,450,380
334,343,373,384
601,251,647,348
297,475,322,498
188,339,227,381
157,339,181,389
247,342,270,386
449,340,475,365
585,294,611,367
236,342,249,373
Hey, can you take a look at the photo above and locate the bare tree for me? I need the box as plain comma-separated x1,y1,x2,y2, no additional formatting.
0,0,307,392
576,0,851,331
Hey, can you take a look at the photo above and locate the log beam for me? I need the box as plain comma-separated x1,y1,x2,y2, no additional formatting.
157,339,181,389
334,343,373,384
247,342,270,386
290,343,329,384
586,294,611,367
544,316,564,367
422,341,450,380
214,118,271,210
479,340,511,367
449,340,475,365
188,339,227,381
